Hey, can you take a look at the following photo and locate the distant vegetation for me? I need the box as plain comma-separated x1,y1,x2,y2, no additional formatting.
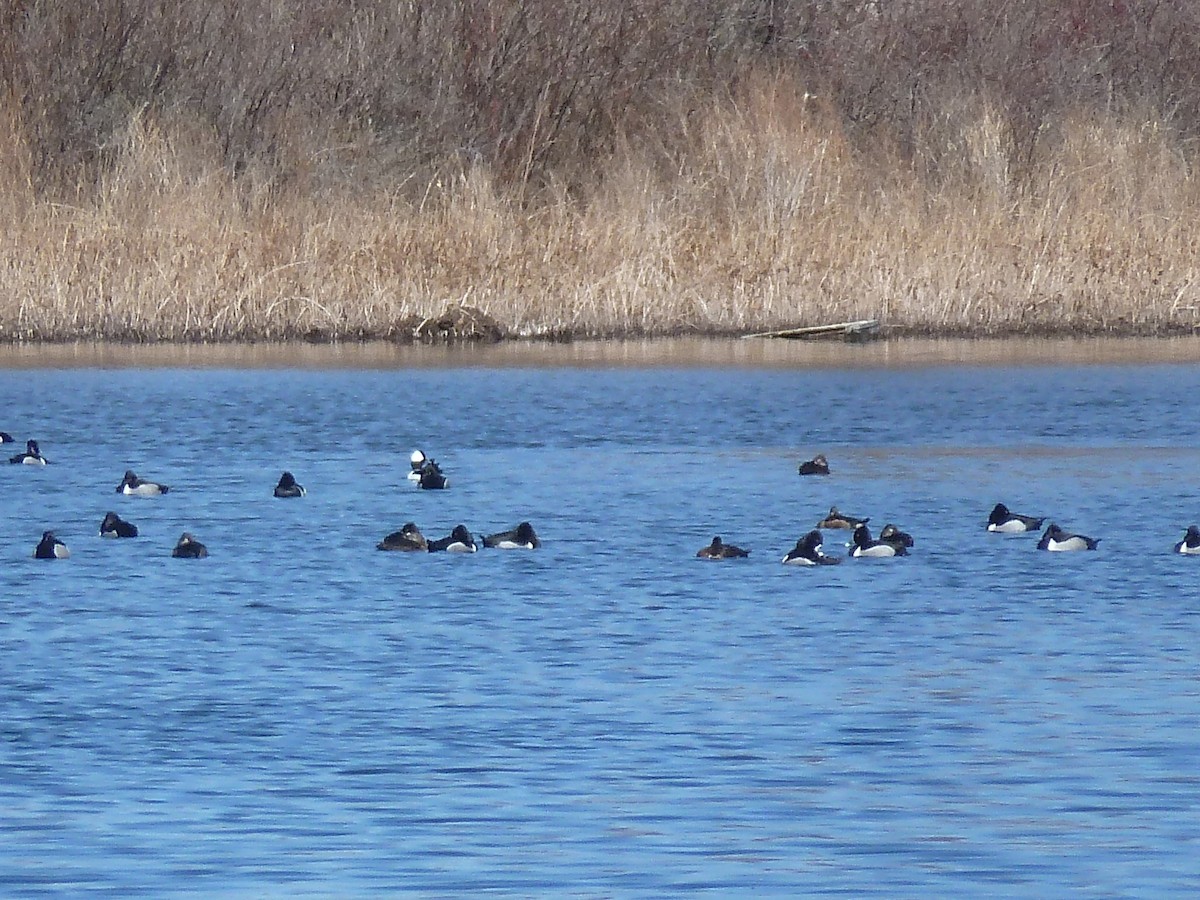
1,0,1198,340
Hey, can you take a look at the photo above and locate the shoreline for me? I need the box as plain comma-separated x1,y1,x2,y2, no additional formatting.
0,335,1198,370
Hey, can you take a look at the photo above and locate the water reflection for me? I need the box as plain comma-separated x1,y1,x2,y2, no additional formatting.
0,335,1197,369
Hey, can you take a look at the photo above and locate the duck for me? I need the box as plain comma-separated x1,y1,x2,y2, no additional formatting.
798,454,830,476
417,459,448,490
99,511,138,538
0,431,12,443
483,522,542,549
987,502,1044,533
782,530,841,566
10,439,47,465
427,524,477,553
696,535,750,559
850,523,906,558
273,471,306,498
34,530,69,559
816,506,869,530
1037,523,1099,552
377,522,428,552
1175,525,1200,555
879,523,914,550
117,470,169,496
407,450,427,482
171,532,208,558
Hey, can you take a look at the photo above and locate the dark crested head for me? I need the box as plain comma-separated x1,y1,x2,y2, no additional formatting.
852,523,873,546
401,522,421,535
451,524,471,542
801,530,823,551
989,503,1010,523
798,454,830,475
278,471,296,488
173,531,208,557
101,512,119,529
710,535,723,546
418,459,447,488
880,523,913,546
515,522,536,542
41,530,54,542
1188,525,1200,539
27,439,39,454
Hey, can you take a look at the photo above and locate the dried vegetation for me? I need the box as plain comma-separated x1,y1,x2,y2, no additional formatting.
1,1,1199,341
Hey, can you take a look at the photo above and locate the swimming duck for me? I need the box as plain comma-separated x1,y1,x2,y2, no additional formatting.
483,522,542,549
987,503,1044,533
696,535,750,559
850,523,906,557
0,431,12,443
798,454,830,476
34,531,69,559
407,450,427,482
782,530,841,565
1037,523,1099,552
1175,525,1200,555
417,459,448,490
273,471,306,498
10,439,47,465
879,523,914,550
427,524,477,553
377,522,428,552
99,511,138,538
816,506,869,530
171,532,208,558
117,470,169,496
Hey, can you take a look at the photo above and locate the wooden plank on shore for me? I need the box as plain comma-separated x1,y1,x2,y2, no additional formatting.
741,319,881,340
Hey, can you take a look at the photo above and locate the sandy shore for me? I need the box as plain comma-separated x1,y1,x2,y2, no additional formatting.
0,336,1198,370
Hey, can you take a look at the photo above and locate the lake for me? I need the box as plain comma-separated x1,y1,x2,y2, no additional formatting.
2,340,1200,896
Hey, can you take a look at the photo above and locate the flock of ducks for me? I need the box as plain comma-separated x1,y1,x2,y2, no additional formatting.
11,434,1198,562
19,447,208,559
7,434,539,560
698,504,918,567
1,430,205,559
385,451,541,552
696,454,1199,565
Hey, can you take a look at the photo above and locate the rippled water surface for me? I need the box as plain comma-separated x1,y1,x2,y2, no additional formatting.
3,352,1200,896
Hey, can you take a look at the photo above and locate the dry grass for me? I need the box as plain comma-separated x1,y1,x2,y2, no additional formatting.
1,1,1199,340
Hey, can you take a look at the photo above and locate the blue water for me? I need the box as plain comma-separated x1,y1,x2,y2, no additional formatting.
2,361,1200,896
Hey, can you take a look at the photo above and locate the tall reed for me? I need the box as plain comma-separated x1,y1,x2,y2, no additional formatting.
1,1,1198,340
